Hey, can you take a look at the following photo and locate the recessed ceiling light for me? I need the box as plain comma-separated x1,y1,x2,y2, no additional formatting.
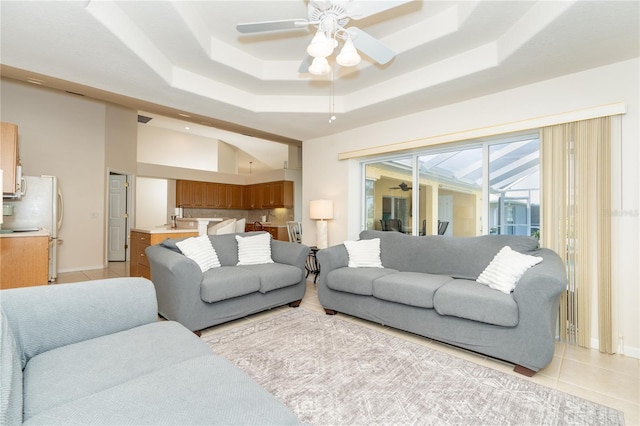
184,126,190,130
178,113,191,118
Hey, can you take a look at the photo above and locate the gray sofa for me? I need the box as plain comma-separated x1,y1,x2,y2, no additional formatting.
0,277,301,425
146,232,309,332
317,230,567,376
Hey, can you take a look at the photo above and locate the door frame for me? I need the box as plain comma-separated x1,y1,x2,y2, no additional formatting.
105,168,134,265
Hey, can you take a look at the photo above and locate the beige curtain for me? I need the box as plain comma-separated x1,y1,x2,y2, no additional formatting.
540,117,612,352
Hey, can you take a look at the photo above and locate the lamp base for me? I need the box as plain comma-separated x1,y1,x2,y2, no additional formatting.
316,220,328,249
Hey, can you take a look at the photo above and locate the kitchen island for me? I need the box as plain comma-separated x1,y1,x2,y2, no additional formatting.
0,229,50,289
130,227,199,279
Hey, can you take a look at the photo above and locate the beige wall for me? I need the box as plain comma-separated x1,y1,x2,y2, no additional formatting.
1,79,119,271
303,58,640,357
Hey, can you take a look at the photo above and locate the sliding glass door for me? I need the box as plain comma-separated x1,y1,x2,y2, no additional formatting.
362,133,540,238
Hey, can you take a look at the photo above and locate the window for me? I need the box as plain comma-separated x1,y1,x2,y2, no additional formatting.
362,133,540,237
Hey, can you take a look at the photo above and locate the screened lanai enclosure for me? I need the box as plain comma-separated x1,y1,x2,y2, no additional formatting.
363,133,540,237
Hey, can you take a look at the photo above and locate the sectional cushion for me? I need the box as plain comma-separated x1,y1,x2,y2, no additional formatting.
200,267,261,303
373,272,454,308
24,355,301,425
326,267,398,295
238,263,303,293
22,321,212,421
433,279,519,327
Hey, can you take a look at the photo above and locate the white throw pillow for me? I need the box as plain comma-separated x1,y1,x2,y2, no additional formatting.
477,246,543,294
344,238,383,268
236,233,274,265
176,235,221,272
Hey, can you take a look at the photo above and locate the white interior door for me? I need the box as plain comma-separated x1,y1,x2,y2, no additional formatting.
108,174,127,261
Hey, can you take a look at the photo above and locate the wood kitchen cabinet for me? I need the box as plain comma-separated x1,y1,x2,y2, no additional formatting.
260,181,293,208
176,180,206,208
177,180,292,210
1,122,19,194
130,229,198,279
0,233,49,289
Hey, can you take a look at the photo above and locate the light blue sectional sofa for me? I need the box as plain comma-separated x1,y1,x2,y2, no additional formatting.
145,232,309,333
317,230,567,376
0,277,301,425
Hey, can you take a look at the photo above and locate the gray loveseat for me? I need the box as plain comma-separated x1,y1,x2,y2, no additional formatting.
317,230,567,376
0,277,301,425
146,232,309,333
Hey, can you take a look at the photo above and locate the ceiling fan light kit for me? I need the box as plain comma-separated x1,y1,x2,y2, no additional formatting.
236,0,408,76
309,57,332,75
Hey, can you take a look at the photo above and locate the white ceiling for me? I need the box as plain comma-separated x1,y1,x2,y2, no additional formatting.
1,0,638,149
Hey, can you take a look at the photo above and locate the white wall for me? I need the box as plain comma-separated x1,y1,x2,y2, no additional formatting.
1,79,110,271
138,125,219,171
303,58,640,357
135,177,169,228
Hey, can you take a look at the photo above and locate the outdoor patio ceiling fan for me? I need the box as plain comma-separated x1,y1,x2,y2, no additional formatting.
389,182,412,191
236,0,411,75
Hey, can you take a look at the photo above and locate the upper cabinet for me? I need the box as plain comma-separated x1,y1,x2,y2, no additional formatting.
176,180,292,210
259,181,293,209
1,122,20,195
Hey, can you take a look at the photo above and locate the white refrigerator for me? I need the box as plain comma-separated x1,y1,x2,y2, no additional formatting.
3,175,63,282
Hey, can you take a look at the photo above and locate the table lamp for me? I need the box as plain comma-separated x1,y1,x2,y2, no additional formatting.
309,199,333,249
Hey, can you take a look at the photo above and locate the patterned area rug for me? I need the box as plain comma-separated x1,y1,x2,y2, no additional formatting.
203,308,624,425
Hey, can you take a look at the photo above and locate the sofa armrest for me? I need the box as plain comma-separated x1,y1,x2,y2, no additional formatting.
0,277,157,368
511,248,567,368
271,240,310,271
316,244,349,283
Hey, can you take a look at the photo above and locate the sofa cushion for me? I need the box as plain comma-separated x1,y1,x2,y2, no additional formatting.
23,355,301,425
344,238,383,268
200,266,261,303
433,279,519,327
22,321,212,421
477,246,543,293
0,311,23,426
359,230,540,280
236,233,274,265
326,267,398,296
176,234,221,272
237,263,303,293
372,272,454,308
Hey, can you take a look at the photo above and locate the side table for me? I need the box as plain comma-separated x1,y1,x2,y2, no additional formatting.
305,246,320,284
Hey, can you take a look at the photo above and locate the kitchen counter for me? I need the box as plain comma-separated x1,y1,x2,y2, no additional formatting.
0,229,50,238
130,228,199,279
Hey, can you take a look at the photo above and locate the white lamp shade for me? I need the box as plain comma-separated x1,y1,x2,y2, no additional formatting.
307,31,334,58
310,199,333,220
308,57,331,75
336,39,361,67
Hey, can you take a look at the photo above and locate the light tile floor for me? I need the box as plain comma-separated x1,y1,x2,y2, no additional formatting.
58,262,640,425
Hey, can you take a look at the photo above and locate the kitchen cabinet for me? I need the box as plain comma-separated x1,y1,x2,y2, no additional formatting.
177,180,206,208
260,181,293,208
177,180,292,210
244,185,262,209
244,223,289,242
130,229,198,279
0,232,49,289
1,122,19,195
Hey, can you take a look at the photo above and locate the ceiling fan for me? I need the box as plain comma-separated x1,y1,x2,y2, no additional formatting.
389,182,413,191
236,0,411,75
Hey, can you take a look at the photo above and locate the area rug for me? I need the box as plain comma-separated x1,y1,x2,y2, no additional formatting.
203,308,624,425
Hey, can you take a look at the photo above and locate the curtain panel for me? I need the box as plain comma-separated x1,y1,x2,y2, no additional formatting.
540,117,612,353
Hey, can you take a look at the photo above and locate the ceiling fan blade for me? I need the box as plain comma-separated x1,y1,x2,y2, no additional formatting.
236,19,309,34
298,54,312,73
348,27,395,65
338,0,413,20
